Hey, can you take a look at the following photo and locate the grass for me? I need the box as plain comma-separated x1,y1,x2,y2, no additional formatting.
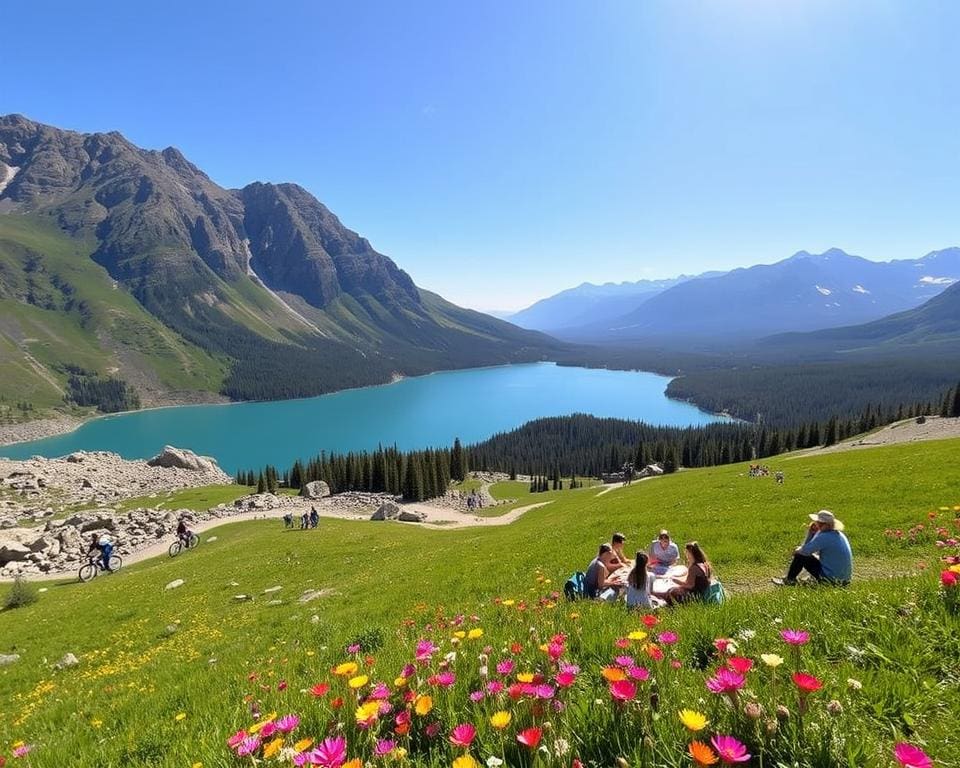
0,439,958,766
113,485,255,514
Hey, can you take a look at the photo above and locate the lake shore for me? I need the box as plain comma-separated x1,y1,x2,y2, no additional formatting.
0,414,86,448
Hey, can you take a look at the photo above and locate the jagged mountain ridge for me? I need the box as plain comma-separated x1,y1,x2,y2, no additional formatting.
0,114,557,407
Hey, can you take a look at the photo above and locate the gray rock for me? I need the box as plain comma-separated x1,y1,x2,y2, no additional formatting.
55,652,79,669
147,446,220,473
0,540,31,564
233,594,252,601
371,501,401,521
165,579,185,590
263,586,282,594
398,509,427,523
66,452,86,463
299,481,331,500
206,536,217,542
266,599,283,606
163,624,178,636
0,653,21,666
81,478,94,489
299,588,333,603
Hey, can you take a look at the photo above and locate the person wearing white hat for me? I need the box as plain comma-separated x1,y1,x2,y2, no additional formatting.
772,510,852,586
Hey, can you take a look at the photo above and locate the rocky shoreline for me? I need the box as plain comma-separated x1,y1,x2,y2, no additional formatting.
0,414,85,447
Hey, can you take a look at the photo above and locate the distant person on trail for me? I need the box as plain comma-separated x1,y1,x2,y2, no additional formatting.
773,510,852,586
625,551,663,609
300,511,309,530
648,530,680,575
309,506,319,528
664,541,712,606
585,543,621,602
283,512,293,529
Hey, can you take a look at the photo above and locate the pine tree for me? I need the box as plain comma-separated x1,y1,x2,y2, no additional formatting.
451,438,467,482
256,471,266,494
952,382,960,417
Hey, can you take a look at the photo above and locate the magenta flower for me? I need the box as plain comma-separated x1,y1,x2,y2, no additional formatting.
496,659,515,676
555,670,577,687
894,743,933,768
425,722,441,739
469,690,485,702
536,684,556,699
657,631,679,645
11,744,33,759
486,680,504,694
235,736,261,757
347,643,361,653
313,736,348,768
415,639,437,662
711,735,751,764
627,665,650,681
433,671,456,687
275,714,300,733
374,739,396,757
780,629,810,646
547,642,565,660
450,723,477,749
259,721,278,738
609,679,637,701
615,655,636,667
370,683,391,700
227,730,248,749
400,663,416,678
706,667,745,695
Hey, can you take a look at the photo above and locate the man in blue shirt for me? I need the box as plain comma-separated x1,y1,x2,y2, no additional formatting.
773,510,852,586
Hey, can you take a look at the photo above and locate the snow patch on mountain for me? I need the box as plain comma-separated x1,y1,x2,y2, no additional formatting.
919,276,956,286
852,285,870,294
0,163,19,196
815,285,832,296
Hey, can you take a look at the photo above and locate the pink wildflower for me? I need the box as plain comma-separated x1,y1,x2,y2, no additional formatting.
609,679,637,701
780,629,810,646
711,735,751,764
894,743,933,768
449,723,477,748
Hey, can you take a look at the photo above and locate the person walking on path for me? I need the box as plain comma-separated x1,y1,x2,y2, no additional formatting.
773,510,852,586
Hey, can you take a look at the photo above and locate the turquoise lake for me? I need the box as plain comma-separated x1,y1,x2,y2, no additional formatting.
0,363,729,473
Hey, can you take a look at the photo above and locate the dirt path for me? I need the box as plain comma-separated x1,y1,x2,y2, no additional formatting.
787,415,960,459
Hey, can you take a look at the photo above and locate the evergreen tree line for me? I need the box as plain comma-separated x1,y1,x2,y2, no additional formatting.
469,381,960,477
64,373,141,413
238,439,469,502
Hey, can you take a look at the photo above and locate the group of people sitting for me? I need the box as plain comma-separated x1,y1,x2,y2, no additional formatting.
581,508,854,608
583,530,712,608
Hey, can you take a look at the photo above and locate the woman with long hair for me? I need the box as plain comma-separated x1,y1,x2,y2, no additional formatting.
664,541,712,606
626,551,663,609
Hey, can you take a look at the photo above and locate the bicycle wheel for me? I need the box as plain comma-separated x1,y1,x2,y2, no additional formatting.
168,541,182,557
187,533,199,549
108,555,122,572
79,563,97,583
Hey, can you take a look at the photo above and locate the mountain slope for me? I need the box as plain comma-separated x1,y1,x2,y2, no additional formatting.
765,279,960,356
557,248,960,343
0,114,557,410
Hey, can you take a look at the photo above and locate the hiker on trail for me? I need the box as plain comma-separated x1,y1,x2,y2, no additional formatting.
648,530,680,575
773,510,852,586
309,506,319,528
283,512,293,529
585,543,621,601
300,512,309,530
663,542,712,606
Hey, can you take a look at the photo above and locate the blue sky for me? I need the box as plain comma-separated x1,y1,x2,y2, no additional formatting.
4,1,959,311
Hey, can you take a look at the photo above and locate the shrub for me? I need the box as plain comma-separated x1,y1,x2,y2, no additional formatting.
3,577,39,610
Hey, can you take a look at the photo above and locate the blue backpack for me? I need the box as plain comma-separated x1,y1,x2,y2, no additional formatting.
564,571,586,601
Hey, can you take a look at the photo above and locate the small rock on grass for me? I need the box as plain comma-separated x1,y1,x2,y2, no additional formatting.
165,579,185,590
263,585,282,594
207,536,218,542
55,652,79,669
0,653,20,666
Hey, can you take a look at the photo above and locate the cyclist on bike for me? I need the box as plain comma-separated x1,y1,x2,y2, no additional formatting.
176,516,193,545
90,532,115,571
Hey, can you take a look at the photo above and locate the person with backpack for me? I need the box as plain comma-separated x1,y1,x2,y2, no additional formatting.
663,541,712,606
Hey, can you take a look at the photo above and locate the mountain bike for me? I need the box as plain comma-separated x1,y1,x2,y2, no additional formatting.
78,552,123,583
168,532,200,557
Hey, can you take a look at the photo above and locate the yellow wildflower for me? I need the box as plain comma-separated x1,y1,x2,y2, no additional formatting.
263,738,284,759
393,747,408,760
628,630,648,641
517,672,535,683
761,654,784,668
294,738,314,753
394,676,408,688
348,674,369,689
453,756,479,768
334,661,359,676
175,712,187,721
502,599,515,606
453,631,467,639
414,694,434,716
467,628,484,639
490,710,512,729
356,701,380,724
343,760,362,768
678,709,709,731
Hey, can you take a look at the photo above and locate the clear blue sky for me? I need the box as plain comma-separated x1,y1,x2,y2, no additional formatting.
4,1,958,311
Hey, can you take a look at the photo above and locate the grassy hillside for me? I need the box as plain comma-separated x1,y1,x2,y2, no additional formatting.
0,215,226,411
1,440,958,766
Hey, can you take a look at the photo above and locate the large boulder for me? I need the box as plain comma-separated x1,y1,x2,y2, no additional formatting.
0,540,31,564
147,446,220,473
299,481,331,500
371,501,401,521
398,509,427,523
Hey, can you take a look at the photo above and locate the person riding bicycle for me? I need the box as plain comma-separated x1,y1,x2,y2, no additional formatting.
90,532,115,572
176,516,193,545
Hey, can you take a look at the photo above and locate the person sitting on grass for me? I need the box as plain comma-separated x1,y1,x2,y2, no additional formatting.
609,532,629,568
585,543,621,602
625,551,663,609
664,541,712,606
648,529,680,575
773,510,852,586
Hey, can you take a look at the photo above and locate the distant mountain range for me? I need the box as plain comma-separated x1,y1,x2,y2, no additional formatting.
0,115,556,410
514,248,960,343
506,273,723,332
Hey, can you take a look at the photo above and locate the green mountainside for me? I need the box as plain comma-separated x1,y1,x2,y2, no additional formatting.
0,115,557,413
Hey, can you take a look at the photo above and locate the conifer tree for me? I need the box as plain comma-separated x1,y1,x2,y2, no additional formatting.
256,471,266,494
451,438,467,482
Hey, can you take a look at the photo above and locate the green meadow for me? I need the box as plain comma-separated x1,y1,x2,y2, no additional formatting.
1,439,958,767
